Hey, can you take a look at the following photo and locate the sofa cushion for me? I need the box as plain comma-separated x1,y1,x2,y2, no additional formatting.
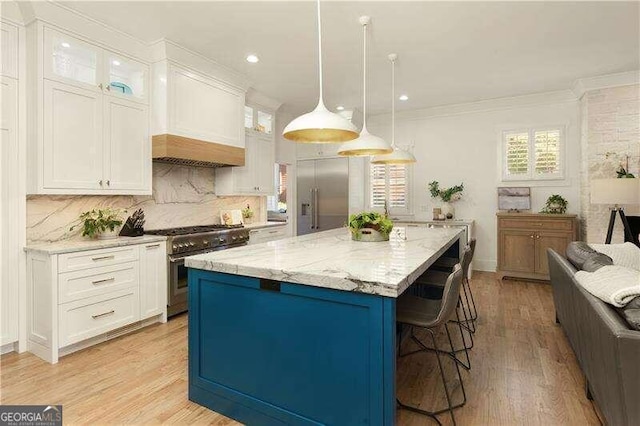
617,297,640,331
582,253,614,272
566,241,597,269
590,242,640,271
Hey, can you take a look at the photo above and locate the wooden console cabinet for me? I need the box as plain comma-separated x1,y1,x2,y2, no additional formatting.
497,213,579,281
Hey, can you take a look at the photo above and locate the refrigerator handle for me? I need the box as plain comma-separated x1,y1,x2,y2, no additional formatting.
310,188,315,229
314,188,319,230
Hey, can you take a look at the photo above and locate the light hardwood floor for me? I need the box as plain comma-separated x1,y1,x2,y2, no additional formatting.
1,272,600,425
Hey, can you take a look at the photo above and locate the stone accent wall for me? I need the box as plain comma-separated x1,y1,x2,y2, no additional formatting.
580,84,640,243
27,163,265,243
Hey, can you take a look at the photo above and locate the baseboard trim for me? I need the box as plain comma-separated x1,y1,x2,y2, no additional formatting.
0,341,18,355
473,259,496,272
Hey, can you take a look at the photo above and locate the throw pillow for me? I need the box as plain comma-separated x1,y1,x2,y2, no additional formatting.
566,241,596,269
617,305,640,331
582,253,614,272
590,242,640,271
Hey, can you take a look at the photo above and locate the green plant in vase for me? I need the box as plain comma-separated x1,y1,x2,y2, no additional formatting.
348,212,394,242
540,194,568,214
428,181,464,219
70,208,125,239
242,204,254,223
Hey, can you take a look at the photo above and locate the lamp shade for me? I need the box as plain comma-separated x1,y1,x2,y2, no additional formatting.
338,128,393,156
283,102,359,143
591,178,640,205
370,146,416,164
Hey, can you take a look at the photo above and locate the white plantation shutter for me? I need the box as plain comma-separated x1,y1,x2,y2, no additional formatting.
534,130,560,176
505,132,529,177
502,127,564,181
369,163,410,214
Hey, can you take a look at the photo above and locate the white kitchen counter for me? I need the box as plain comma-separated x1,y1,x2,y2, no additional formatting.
185,226,462,298
243,221,288,230
24,235,167,255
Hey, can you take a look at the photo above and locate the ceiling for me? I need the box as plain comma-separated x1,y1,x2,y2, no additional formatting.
58,1,639,115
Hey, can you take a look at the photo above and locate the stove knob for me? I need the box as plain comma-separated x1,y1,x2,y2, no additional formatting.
178,243,185,249
218,238,225,243
172,244,178,251
203,240,209,246
232,236,237,241
189,241,195,247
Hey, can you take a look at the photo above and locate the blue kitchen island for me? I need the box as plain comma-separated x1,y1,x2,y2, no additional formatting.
185,226,462,425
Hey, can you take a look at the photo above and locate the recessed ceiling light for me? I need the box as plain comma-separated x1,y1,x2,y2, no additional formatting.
246,54,259,63
336,106,345,111
112,60,121,66
61,42,70,48
399,95,409,101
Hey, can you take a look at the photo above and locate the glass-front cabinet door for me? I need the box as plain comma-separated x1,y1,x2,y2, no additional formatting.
104,51,148,102
44,28,102,91
245,105,273,135
257,110,273,134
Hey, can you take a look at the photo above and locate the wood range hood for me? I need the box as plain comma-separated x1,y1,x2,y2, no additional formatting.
152,134,245,168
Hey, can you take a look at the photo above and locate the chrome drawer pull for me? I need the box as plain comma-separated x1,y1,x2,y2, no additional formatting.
145,244,161,248
92,255,115,261
268,230,279,234
92,277,115,285
92,310,115,319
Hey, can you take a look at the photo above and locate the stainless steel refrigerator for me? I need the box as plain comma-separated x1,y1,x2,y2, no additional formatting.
297,158,349,236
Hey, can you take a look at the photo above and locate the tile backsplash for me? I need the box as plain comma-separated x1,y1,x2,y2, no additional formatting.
27,163,265,243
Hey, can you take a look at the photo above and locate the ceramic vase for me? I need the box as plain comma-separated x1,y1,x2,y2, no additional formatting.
351,228,389,242
97,227,120,240
441,202,455,219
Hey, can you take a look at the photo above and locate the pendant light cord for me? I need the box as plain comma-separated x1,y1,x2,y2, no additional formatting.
362,21,367,130
317,0,323,102
391,56,396,147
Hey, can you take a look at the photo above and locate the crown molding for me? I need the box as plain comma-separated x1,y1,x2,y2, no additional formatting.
370,89,578,123
572,70,640,99
246,88,283,112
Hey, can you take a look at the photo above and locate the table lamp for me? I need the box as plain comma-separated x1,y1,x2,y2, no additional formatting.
591,178,640,244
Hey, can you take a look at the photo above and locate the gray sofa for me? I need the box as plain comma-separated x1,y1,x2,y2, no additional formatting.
548,249,640,426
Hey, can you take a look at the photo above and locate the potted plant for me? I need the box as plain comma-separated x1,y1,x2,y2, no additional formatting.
241,204,254,224
348,212,394,242
70,208,125,240
540,194,568,214
428,181,464,219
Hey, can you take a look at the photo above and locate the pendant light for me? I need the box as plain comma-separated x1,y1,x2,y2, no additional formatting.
370,54,417,164
337,16,392,156
283,0,359,143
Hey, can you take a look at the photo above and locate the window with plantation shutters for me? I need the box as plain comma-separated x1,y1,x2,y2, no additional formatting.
369,163,411,215
502,127,564,181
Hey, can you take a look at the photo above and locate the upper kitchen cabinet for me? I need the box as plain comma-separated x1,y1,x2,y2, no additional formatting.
150,59,246,167
1,21,19,79
215,93,281,196
27,23,151,195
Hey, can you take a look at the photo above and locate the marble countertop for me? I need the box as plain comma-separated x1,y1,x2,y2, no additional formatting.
185,226,462,298
25,235,167,255
395,219,474,226
244,221,288,230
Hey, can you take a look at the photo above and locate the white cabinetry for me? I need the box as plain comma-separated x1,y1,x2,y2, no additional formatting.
216,131,275,195
26,241,167,364
1,75,19,348
1,22,18,78
28,24,151,195
151,61,245,148
248,225,289,245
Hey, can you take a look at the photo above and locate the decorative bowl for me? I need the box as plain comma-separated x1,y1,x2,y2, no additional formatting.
351,228,389,242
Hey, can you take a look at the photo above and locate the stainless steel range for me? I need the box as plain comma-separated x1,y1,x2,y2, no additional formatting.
145,224,250,317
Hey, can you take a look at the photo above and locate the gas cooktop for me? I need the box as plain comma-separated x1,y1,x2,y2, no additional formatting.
145,224,244,236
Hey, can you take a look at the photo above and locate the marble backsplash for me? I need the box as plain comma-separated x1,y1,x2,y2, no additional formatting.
27,163,265,243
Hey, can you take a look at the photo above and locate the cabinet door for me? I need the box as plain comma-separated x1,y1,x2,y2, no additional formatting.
103,96,149,191
43,80,103,190
256,135,275,194
1,77,18,345
44,27,102,92
139,243,167,320
1,22,18,79
535,232,571,276
104,51,148,103
499,230,535,273
170,65,244,148
233,132,258,193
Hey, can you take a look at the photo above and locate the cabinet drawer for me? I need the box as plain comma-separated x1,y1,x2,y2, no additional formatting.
58,288,139,347
499,218,573,231
59,261,139,304
58,246,139,273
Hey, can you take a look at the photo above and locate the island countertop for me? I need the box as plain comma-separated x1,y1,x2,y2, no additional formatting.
185,226,462,298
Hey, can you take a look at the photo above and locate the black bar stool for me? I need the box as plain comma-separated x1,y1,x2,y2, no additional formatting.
396,264,467,425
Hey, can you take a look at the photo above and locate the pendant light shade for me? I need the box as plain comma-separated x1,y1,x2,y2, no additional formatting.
338,16,392,156
283,0,359,143
370,54,416,164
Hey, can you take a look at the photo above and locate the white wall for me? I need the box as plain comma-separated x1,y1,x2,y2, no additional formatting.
368,91,581,272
